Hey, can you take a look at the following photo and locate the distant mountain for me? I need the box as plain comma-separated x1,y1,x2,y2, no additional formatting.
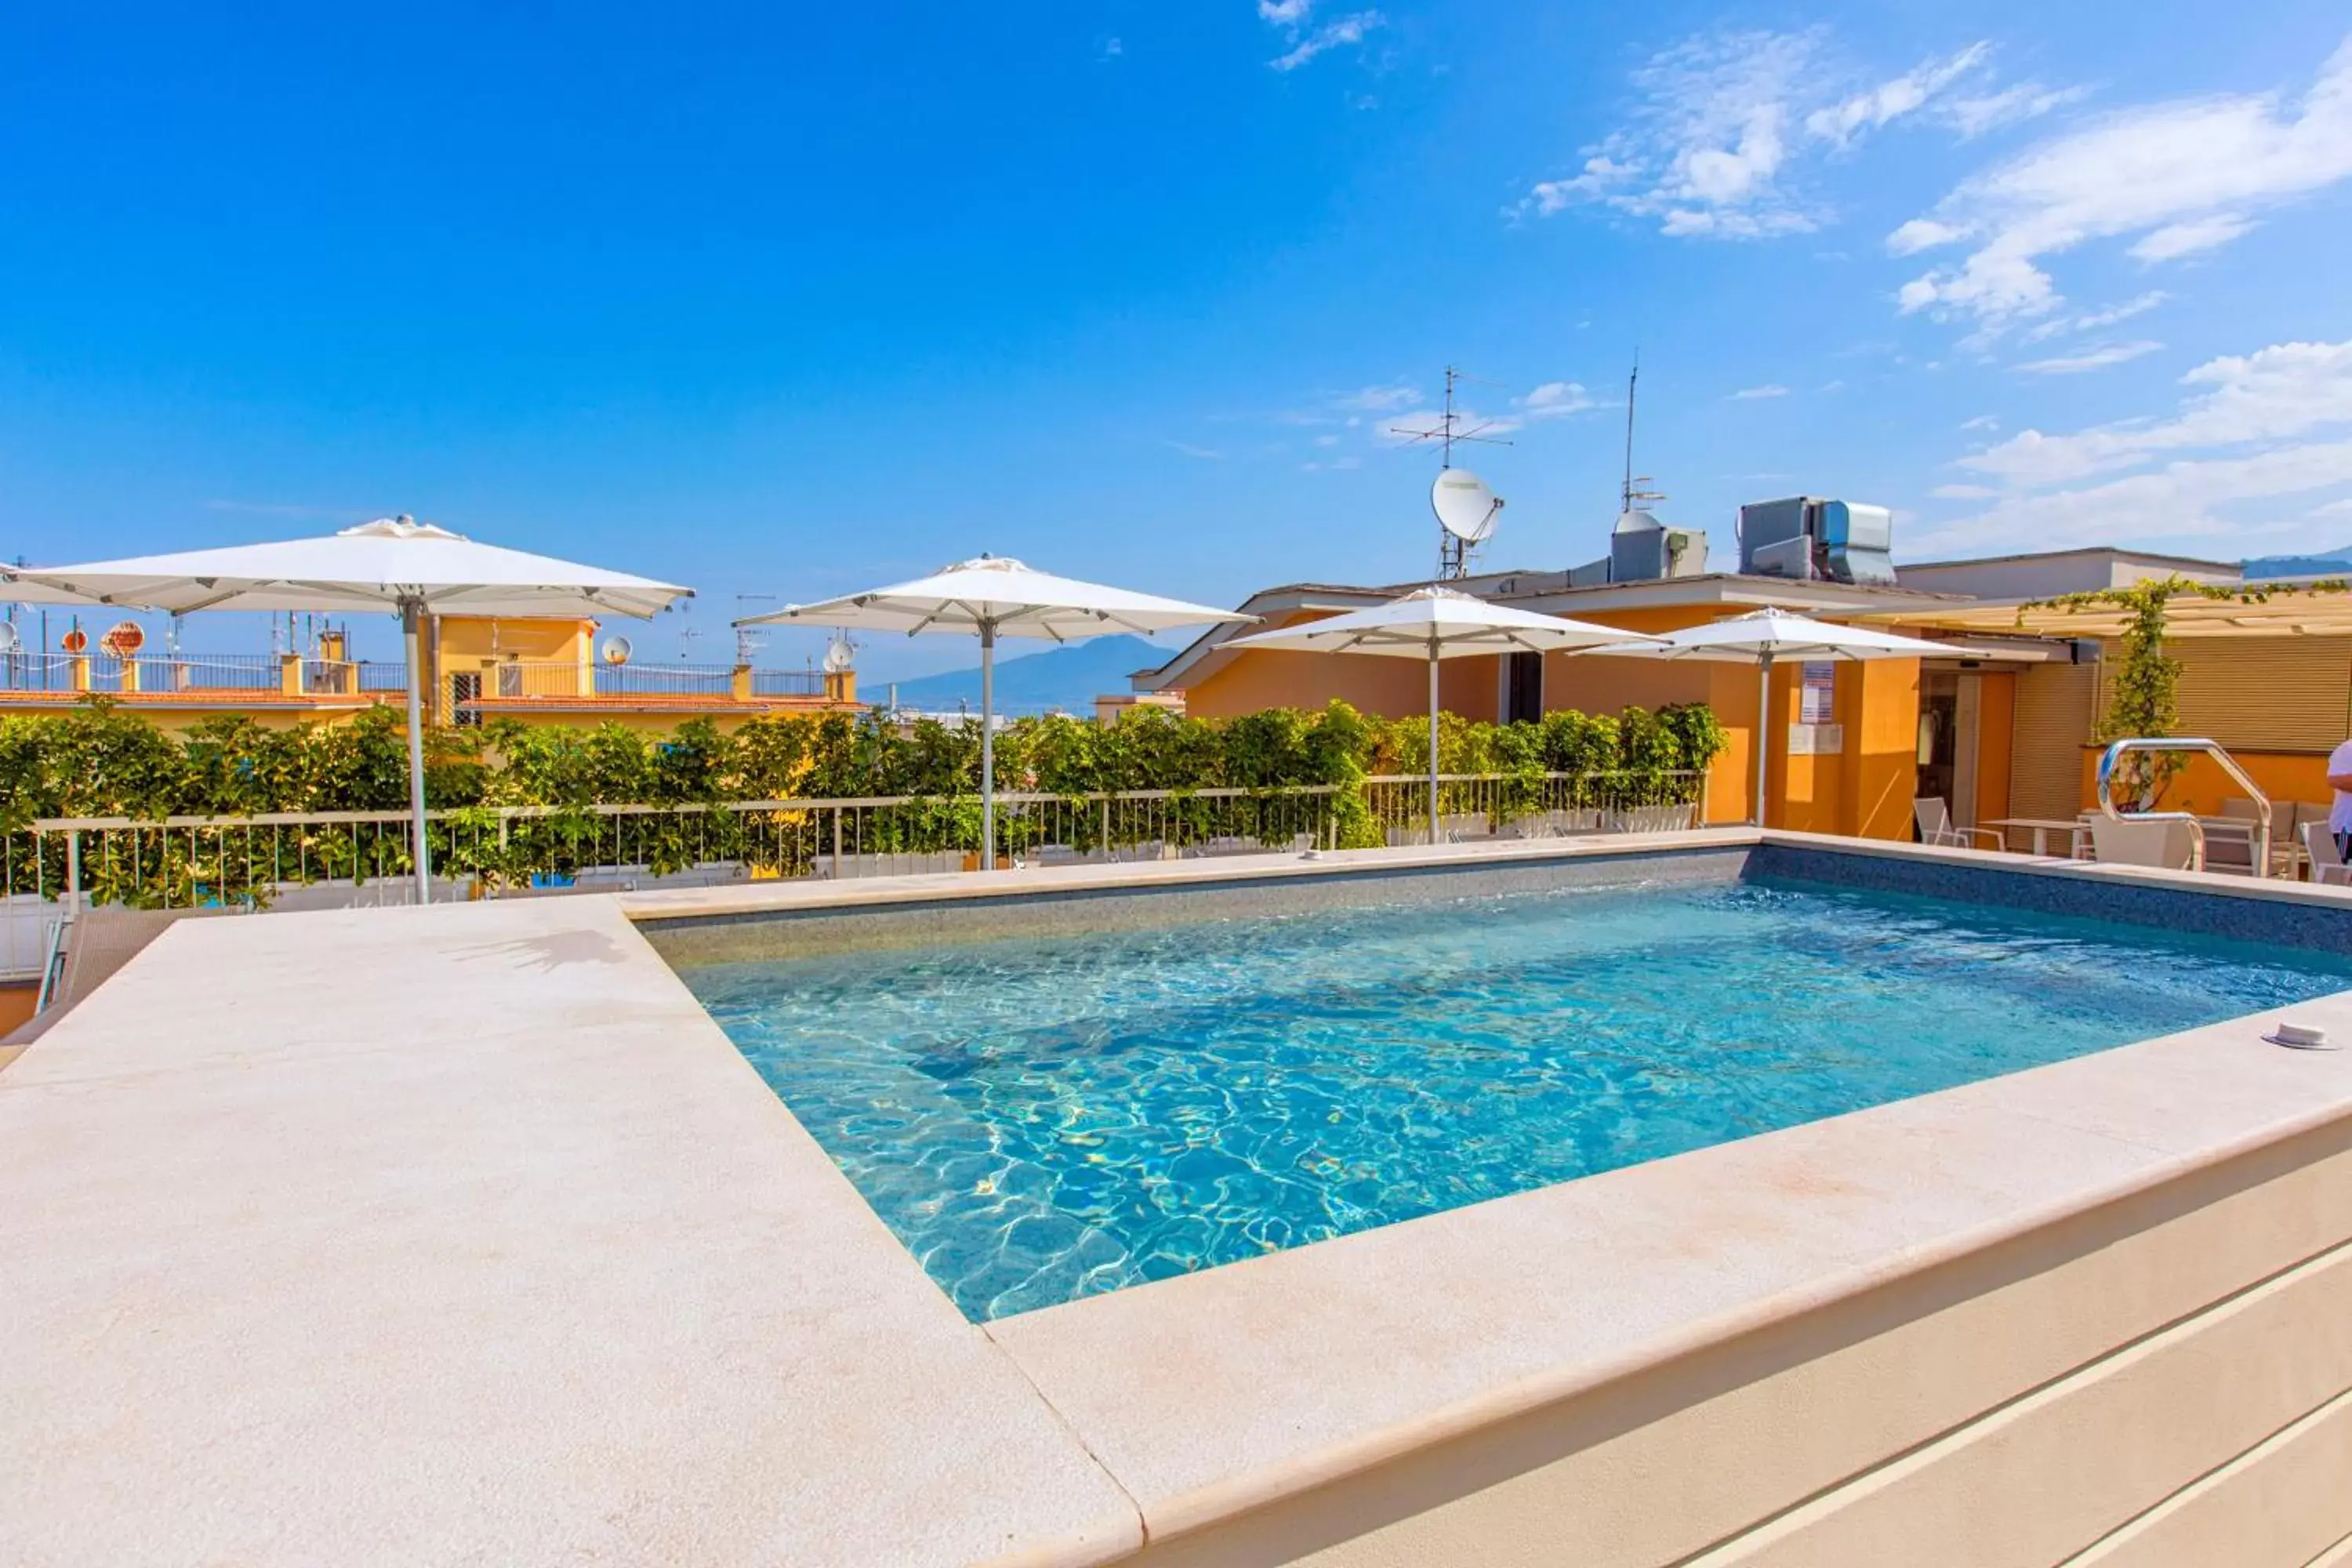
2245,547,2352,579
876,633,1168,715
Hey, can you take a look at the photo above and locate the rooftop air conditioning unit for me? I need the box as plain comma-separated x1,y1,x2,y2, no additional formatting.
1737,497,1895,586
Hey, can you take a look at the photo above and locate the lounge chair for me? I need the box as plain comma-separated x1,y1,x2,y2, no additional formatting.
2300,821,2352,887
2087,818,2198,871
1914,797,2001,850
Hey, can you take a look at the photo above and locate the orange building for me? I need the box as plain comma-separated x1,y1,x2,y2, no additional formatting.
1136,546,2343,845
0,613,860,734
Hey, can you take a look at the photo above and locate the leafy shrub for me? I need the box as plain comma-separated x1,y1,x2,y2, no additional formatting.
5,695,1730,898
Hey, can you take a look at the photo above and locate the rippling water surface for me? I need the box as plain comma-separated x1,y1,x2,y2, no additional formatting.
684,876,2352,1320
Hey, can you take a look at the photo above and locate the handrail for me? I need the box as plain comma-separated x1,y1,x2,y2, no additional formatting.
2095,737,2270,877
33,913,70,1014
23,771,1703,833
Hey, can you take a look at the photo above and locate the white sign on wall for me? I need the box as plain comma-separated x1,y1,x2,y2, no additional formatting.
1788,722,1846,756
1798,661,1837,724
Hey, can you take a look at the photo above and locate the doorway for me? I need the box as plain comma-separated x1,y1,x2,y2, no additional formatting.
1505,651,1543,725
1915,670,1986,830
1916,671,1958,820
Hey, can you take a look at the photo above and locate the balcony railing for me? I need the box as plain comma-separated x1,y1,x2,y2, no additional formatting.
302,659,410,695
0,770,1706,975
2,652,287,693
445,661,829,712
0,653,416,698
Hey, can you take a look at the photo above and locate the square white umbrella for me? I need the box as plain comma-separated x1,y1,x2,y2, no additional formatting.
1223,586,1666,844
1580,608,1958,826
739,554,1254,869
13,516,693,902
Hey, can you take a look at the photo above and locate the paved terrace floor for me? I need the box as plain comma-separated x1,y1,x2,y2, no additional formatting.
6,831,2352,1566
0,894,1141,1566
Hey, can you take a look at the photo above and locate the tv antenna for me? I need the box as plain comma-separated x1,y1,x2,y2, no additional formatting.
1391,366,1513,578
733,593,776,664
1621,354,1667,515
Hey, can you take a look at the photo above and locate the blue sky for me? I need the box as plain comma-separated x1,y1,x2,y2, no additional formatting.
5,3,2351,679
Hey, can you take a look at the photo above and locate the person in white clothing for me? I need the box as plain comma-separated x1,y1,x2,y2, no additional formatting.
2331,735,2352,864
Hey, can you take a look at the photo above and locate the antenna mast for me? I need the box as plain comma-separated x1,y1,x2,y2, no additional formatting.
1620,354,1665,515
1392,366,1513,579
733,593,776,665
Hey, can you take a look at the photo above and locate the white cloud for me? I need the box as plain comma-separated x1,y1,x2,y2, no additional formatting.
2014,339,2163,375
1331,383,1418,412
1266,9,1382,72
1165,440,1224,460
1380,406,1523,444
1915,440,2352,555
2128,215,2255,261
1515,380,1601,418
1965,339,2352,487
1959,414,2002,432
1930,483,1999,499
1806,43,1988,147
1893,36,2352,328
1515,31,2029,238
1919,336,2352,554
1888,217,1966,255
2023,290,2170,342
1100,36,1123,60
1942,82,2090,138
1731,383,1790,400
1301,455,1364,473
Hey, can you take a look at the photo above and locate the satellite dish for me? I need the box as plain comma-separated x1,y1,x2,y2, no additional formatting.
0,622,18,655
600,635,633,666
822,635,856,674
1433,469,1502,543
100,620,147,659
60,627,89,654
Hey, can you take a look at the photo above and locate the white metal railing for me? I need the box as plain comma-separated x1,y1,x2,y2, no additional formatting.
1,769,1706,960
302,659,409,695
0,654,416,698
2095,736,2271,877
2,652,285,693
442,661,829,708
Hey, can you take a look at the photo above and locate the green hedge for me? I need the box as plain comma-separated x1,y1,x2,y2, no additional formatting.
2,698,1727,902
2,698,1727,820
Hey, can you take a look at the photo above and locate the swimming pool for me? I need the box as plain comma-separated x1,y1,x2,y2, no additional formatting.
683,870,2352,1321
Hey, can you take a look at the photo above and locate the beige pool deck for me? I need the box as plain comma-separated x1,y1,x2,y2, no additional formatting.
4,829,2351,1566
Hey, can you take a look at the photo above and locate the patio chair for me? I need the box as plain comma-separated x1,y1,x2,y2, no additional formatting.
2290,801,2336,838
2087,818,2198,871
1913,797,2001,850
2,906,194,1051
2197,818,2260,876
2300,821,2352,887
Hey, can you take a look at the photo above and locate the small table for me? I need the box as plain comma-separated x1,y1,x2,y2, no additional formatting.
1983,817,2088,858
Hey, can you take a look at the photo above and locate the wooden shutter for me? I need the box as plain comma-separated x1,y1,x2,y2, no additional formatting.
2170,637,2352,753
2009,660,2097,822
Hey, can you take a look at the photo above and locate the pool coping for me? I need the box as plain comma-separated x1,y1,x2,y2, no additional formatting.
6,829,2352,1565
616,825,1769,924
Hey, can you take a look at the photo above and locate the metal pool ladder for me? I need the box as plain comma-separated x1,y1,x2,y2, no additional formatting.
2096,737,2270,877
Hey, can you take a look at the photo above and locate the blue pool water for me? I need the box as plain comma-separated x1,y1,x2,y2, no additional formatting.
684,876,2352,1320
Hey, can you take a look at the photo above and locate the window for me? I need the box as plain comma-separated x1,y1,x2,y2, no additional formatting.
450,671,482,728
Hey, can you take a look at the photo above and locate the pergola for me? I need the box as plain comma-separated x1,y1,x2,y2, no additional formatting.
1854,579,2352,641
